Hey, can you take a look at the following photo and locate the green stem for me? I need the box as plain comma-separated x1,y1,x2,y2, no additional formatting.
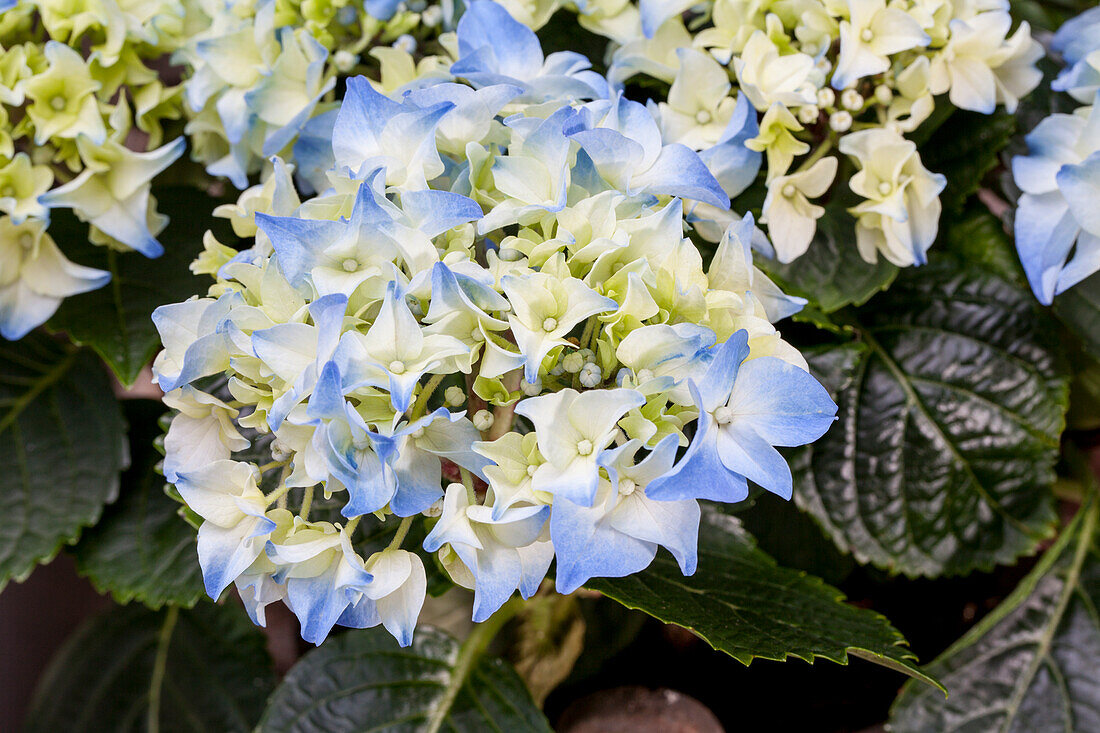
147,606,179,733
410,373,447,421
258,459,289,474
264,482,293,506
795,138,834,174
387,516,414,551
299,485,314,520
424,596,526,733
460,467,476,504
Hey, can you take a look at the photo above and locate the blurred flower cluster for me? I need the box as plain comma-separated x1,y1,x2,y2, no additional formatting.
0,0,443,339
152,1,837,646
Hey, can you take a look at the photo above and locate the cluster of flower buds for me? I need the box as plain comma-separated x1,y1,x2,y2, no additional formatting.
504,0,1042,267
153,1,837,646
0,0,189,337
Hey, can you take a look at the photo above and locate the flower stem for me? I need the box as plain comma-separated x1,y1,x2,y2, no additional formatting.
264,482,293,506
147,605,179,733
796,138,834,173
410,373,448,421
424,596,526,733
387,516,414,551
299,485,314,520
460,467,476,504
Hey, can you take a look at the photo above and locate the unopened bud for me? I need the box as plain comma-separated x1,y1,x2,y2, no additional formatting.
562,352,586,373
444,385,466,407
473,409,494,431
797,105,820,125
840,88,863,111
829,111,853,132
579,362,602,388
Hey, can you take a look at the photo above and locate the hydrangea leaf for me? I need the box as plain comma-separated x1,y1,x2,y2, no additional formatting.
586,510,941,690
0,334,126,590
1055,271,1100,361
918,109,1016,215
46,186,222,386
71,401,204,609
791,257,1068,577
24,603,276,732
258,626,553,733
755,206,898,314
889,497,1100,732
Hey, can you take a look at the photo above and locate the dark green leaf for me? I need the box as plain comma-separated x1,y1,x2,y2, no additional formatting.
738,495,855,585
936,207,1025,285
587,511,940,689
889,497,1100,732
1055,271,1100,362
920,110,1016,215
756,207,898,313
24,602,276,732
258,626,553,733
47,186,217,386
0,334,127,590
72,400,204,609
792,257,1067,577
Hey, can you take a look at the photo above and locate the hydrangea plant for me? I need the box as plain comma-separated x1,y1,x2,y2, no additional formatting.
2,0,1100,730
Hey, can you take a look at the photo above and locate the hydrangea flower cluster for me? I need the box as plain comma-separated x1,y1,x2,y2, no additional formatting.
1012,7,1100,305
152,1,837,646
0,0,446,341
503,0,1042,268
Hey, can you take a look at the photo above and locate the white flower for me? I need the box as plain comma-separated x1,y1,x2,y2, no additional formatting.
761,157,839,262
831,0,930,89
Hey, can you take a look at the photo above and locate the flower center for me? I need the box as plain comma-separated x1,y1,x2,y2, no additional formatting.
341,258,358,272
618,478,636,496
576,439,593,456
782,183,797,198
694,109,712,125
411,426,426,439
877,181,892,196
50,95,66,111
714,406,734,425
541,317,558,332
470,326,483,341
388,360,406,374
860,28,874,42
526,464,538,477
18,233,34,250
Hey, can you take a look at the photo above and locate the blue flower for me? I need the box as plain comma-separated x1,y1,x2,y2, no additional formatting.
648,330,837,503
699,94,762,200
451,1,607,104
1012,97,1100,304
423,483,553,622
386,407,492,516
251,292,348,429
551,434,700,594
570,94,730,209
332,76,454,188
152,291,241,393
